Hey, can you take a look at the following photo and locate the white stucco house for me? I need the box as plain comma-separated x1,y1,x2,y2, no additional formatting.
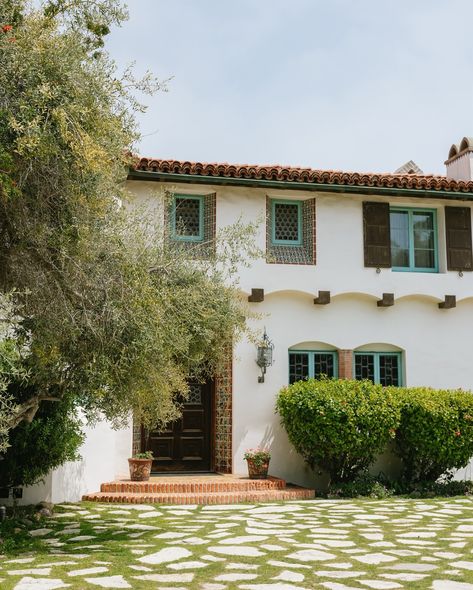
13,136,473,503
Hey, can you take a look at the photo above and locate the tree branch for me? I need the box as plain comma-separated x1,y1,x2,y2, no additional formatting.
8,394,62,429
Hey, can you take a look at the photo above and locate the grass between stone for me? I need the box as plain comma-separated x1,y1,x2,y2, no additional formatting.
1,497,473,589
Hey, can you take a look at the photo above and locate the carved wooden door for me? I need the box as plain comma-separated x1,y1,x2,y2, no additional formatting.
143,381,212,472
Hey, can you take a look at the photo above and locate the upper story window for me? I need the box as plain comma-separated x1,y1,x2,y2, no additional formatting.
288,350,338,384
271,200,302,246
166,192,216,258
172,195,204,242
266,197,316,265
390,208,438,272
354,351,402,386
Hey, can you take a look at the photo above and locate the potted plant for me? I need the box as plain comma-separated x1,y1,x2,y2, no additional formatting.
244,448,271,479
128,451,153,481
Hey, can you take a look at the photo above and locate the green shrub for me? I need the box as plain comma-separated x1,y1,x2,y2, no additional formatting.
326,475,473,499
0,395,83,489
276,378,400,483
392,387,473,483
327,472,394,499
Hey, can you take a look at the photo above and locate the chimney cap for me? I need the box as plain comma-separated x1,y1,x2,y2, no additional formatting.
460,137,473,152
448,144,460,160
445,137,473,165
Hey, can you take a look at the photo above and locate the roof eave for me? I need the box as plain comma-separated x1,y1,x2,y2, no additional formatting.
127,169,473,201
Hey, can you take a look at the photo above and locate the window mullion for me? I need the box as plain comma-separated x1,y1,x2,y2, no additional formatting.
374,353,380,384
271,201,276,244
297,203,303,245
408,210,415,270
308,353,315,379
198,197,204,240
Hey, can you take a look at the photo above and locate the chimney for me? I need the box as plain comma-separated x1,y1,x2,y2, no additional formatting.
445,137,473,181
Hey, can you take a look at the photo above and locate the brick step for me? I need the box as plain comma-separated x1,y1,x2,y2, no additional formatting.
101,476,286,494
83,486,315,505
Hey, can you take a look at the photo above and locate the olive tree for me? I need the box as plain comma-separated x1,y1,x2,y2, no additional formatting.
0,0,256,478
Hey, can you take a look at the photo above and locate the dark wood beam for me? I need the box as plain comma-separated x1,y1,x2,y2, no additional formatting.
377,293,394,307
248,288,264,303
314,291,331,305
438,295,456,309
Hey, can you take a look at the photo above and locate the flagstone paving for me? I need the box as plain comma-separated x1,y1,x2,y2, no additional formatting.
2,498,473,588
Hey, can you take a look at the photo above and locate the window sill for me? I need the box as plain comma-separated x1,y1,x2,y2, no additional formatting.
391,268,438,274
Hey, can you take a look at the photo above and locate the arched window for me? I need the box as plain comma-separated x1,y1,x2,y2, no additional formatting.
288,342,338,384
354,344,403,386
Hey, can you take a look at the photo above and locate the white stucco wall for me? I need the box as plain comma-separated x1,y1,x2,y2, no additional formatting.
50,419,132,504
124,179,473,488
16,178,473,502
14,419,131,505
233,293,473,487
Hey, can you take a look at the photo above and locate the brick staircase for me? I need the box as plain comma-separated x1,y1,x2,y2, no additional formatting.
82,474,315,505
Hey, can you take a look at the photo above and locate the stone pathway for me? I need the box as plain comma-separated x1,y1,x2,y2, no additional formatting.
2,498,473,588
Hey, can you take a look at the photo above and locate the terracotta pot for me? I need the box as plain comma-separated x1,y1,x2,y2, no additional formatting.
128,458,152,481
246,458,270,479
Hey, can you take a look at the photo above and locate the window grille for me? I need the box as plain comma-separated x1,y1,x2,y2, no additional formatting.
288,351,337,384
354,352,401,386
273,202,301,244
184,383,202,405
174,196,203,240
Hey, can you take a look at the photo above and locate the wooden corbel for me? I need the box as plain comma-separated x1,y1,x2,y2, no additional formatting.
314,291,331,305
438,295,456,309
377,293,394,307
248,288,264,303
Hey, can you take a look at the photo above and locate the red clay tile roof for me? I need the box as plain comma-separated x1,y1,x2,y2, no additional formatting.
132,158,473,193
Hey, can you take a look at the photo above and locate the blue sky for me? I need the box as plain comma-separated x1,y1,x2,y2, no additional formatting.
106,0,473,174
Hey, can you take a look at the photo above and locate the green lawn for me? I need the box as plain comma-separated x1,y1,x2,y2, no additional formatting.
1,497,473,589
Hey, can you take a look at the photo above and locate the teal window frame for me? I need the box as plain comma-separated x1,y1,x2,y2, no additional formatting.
172,194,205,242
271,199,303,246
353,351,403,386
288,350,338,384
390,207,438,273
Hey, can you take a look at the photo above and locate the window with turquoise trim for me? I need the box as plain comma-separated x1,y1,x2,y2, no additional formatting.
390,207,438,272
172,195,204,241
354,352,402,386
288,350,338,384
272,200,302,246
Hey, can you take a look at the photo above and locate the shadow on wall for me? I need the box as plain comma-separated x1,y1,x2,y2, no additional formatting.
51,459,87,503
247,419,330,491
370,441,403,481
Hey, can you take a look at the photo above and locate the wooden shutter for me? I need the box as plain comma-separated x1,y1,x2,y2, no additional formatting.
445,206,473,271
363,202,391,268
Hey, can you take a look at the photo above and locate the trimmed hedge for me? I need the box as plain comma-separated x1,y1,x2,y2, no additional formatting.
276,378,400,483
392,387,473,483
277,379,473,485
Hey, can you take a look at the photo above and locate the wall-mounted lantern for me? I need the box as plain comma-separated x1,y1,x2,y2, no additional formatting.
256,329,274,383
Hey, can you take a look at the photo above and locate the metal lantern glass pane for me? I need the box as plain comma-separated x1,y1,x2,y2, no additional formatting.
257,345,273,367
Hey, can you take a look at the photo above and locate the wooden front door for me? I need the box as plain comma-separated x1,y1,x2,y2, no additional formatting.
143,381,212,472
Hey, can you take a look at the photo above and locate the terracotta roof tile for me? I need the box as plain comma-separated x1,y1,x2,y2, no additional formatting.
132,158,473,193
